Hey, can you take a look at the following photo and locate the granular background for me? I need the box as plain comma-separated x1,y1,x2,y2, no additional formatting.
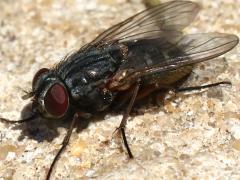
0,0,240,179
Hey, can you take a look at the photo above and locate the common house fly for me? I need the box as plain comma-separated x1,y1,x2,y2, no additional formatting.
0,1,239,179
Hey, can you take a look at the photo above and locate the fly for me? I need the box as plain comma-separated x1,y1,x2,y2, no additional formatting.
0,1,239,179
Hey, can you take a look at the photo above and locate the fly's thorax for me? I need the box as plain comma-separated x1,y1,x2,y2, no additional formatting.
65,73,115,113
32,70,70,119
55,47,126,113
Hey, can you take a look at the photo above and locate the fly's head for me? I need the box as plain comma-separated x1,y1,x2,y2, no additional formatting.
26,68,70,119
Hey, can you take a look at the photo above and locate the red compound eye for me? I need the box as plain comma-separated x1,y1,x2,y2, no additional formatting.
32,68,49,88
44,83,69,117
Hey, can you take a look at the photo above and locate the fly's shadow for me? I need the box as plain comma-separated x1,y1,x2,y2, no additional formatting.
10,102,92,143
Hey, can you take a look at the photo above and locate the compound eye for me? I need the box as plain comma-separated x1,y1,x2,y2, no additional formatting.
44,83,69,118
32,68,49,89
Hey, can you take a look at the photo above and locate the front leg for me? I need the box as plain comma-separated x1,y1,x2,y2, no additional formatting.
46,112,86,180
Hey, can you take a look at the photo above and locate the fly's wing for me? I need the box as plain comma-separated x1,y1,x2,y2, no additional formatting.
81,1,200,50
108,33,239,90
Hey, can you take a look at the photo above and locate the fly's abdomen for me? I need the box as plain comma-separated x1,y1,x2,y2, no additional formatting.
142,65,193,87
119,39,193,86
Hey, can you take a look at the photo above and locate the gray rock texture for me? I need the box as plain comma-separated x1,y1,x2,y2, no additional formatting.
0,0,239,179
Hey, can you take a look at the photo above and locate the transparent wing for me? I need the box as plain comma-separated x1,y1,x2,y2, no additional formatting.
82,1,200,50
109,33,239,89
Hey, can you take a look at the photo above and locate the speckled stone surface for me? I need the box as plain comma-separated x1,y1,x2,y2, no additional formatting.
0,0,239,179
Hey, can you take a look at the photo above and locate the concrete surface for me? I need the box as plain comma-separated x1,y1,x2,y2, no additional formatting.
0,0,239,179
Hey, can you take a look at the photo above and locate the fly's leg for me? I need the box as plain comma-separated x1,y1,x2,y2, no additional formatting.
127,81,231,104
111,86,136,111
129,81,230,107
113,81,230,158
155,81,231,104
117,82,140,158
0,113,38,124
46,113,80,180
176,81,231,92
